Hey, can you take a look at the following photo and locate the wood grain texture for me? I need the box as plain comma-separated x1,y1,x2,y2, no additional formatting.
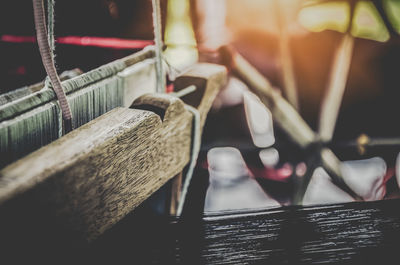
0,98,191,241
83,171,400,265
168,63,227,214
0,63,226,241
187,199,400,265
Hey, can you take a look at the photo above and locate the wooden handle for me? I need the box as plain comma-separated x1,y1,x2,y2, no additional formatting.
174,63,227,129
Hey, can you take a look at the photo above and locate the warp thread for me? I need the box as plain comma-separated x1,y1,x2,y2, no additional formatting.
47,0,55,58
0,48,154,122
44,0,55,89
176,105,201,216
0,77,123,168
0,49,155,168
0,102,60,167
33,0,73,132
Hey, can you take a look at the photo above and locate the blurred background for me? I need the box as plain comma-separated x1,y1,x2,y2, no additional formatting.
2,0,400,137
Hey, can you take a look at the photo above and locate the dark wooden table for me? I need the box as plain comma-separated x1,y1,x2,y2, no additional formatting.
2,170,400,265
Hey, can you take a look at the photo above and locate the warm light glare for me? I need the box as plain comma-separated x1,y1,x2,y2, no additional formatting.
298,2,350,33
351,1,389,42
225,0,303,35
197,0,229,49
298,1,390,42
164,0,198,71
385,0,400,34
164,0,196,46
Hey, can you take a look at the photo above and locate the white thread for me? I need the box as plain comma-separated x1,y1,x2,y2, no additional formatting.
47,0,55,58
151,0,166,93
177,105,201,216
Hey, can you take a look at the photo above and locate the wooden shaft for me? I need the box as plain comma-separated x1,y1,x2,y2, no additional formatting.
275,0,299,110
318,34,354,142
152,0,166,93
231,48,314,147
226,47,359,200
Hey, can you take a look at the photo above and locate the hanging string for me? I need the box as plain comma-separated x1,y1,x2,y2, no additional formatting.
47,0,55,59
44,0,55,90
32,0,73,133
46,0,63,137
151,0,166,93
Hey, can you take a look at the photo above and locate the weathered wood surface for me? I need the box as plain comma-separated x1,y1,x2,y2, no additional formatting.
318,34,354,142
186,199,400,265
0,63,226,241
0,99,190,240
174,63,226,130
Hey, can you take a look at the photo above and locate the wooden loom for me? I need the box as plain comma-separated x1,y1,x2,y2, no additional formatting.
0,49,227,242
1,1,400,264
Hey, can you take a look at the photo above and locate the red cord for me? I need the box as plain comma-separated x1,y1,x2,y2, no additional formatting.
1,35,153,50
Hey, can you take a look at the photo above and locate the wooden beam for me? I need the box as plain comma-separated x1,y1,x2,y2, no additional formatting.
0,63,227,241
275,0,299,110
174,63,227,129
318,34,354,142
171,63,227,215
